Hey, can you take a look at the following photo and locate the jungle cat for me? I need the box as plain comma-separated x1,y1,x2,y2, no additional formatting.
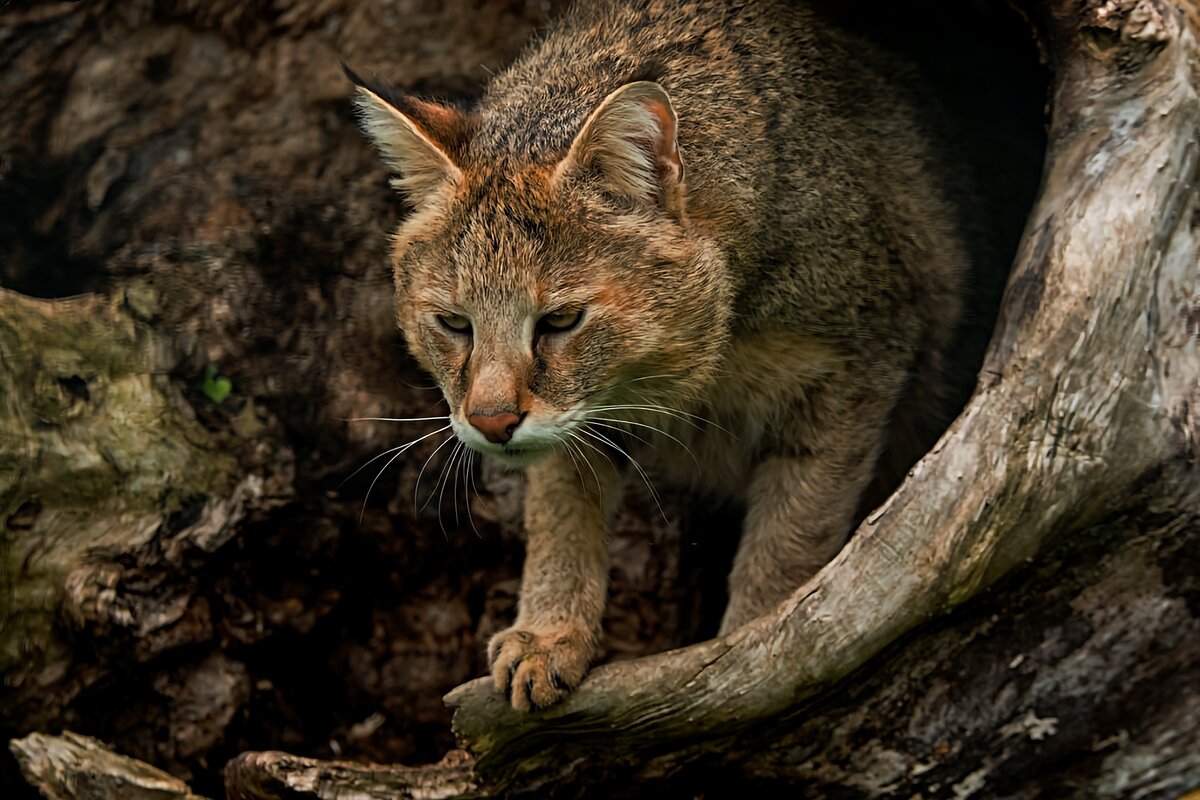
349,0,966,712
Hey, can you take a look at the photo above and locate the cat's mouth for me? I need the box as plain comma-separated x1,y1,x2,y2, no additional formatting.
455,436,555,467
494,443,553,466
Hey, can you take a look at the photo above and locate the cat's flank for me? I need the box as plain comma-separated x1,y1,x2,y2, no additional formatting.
351,0,965,711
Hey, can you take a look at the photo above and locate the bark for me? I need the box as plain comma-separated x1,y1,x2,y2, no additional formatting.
0,288,292,726
10,731,213,800
3,0,1196,798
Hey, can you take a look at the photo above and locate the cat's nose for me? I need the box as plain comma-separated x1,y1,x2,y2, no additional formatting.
467,411,524,444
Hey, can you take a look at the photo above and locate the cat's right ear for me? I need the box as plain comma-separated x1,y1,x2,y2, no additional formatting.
344,64,468,204
553,80,685,216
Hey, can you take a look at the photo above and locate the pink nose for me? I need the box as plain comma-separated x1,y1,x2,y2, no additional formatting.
468,412,523,444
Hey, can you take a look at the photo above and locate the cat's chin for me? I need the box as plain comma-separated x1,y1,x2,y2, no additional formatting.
476,444,554,469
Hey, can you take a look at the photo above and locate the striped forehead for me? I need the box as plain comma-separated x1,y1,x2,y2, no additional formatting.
444,170,564,305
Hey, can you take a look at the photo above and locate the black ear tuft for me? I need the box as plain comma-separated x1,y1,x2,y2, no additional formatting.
340,60,365,86
345,61,472,202
341,61,426,121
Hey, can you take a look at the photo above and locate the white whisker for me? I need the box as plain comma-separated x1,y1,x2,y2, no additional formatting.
431,440,465,537
625,388,732,432
587,419,653,446
565,428,616,471
622,373,683,385
590,416,701,470
559,438,586,490
589,404,705,426
465,450,483,538
343,415,451,423
561,434,603,502
357,424,452,523
577,426,670,526
590,402,735,438
414,430,460,510
341,444,405,490
361,449,409,524
450,442,466,529
342,423,452,491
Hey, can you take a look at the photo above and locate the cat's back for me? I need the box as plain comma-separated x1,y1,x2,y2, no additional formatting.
469,0,959,278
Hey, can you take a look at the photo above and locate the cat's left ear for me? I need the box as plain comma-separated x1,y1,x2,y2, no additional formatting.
344,64,474,206
553,81,686,216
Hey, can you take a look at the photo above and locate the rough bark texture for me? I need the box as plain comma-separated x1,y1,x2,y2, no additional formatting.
4,0,1196,798
10,731,213,800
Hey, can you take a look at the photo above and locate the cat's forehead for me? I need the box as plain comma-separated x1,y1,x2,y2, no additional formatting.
437,167,601,297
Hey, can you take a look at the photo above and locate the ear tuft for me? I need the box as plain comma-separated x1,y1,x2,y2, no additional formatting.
344,63,466,204
554,81,685,213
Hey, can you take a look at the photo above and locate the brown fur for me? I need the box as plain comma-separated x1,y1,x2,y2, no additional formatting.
351,0,966,711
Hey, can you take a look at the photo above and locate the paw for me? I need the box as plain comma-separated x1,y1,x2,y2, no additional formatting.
487,623,595,712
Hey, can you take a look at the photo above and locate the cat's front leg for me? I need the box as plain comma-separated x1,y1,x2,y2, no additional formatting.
488,449,621,711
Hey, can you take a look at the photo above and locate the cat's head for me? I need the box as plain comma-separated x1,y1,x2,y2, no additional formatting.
350,69,730,465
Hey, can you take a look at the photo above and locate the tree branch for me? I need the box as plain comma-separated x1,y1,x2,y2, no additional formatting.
224,749,480,800
9,731,212,800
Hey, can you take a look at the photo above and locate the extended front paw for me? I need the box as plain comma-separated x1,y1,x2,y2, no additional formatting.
487,624,596,712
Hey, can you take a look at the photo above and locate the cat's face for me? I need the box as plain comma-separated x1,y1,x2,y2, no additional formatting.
393,168,726,464
352,74,730,464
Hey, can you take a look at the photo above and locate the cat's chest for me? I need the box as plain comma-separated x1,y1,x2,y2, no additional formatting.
627,330,843,498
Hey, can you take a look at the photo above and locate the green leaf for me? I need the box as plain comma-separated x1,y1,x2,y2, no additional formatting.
201,364,233,404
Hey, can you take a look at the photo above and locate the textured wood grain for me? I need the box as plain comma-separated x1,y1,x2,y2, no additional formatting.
225,749,479,800
10,731,211,800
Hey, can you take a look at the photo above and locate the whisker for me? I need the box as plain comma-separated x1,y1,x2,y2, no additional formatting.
340,445,404,490
450,441,466,529
432,440,465,538
624,372,683,384
361,449,409,524
588,404,705,426
558,438,586,492
632,390,739,439
342,415,451,423
341,424,452,490
561,434,603,502
590,416,701,471
415,432,460,511
465,450,483,538
587,419,653,447
591,402,736,438
359,426,451,523
565,428,616,471
577,426,670,526
427,440,454,512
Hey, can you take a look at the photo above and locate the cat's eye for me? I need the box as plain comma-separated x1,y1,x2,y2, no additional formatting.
538,308,582,333
437,313,472,334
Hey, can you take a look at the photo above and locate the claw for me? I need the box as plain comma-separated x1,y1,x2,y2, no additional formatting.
486,624,595,711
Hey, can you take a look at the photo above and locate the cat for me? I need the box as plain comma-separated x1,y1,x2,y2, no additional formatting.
349,0,966,712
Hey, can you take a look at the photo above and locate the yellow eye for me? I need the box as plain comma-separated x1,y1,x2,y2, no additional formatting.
437,313,471,333
539,309,582,332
